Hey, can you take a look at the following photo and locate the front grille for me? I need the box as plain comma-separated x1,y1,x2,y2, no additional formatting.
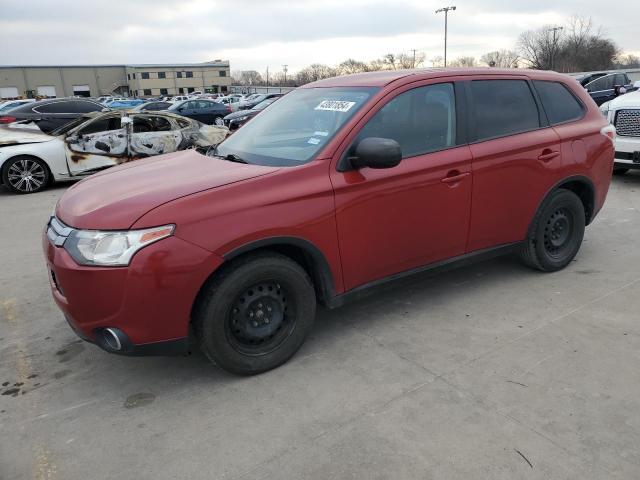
614,109,640,137
46,216,74,247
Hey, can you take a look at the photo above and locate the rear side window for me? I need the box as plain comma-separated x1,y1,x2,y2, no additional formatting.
470,80,540,141
34,101,74,113
533,81,585,125
355,83,457,158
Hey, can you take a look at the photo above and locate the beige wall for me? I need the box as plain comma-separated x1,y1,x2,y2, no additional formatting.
0,63,231,99
126,64,231,97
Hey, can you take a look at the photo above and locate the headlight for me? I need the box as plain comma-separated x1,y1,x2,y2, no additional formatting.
64,224,174,266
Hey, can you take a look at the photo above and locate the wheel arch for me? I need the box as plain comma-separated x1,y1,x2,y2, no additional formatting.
221,237,337,306
533,175,596,228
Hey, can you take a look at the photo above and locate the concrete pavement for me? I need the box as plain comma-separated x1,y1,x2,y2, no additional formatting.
1,173,639,479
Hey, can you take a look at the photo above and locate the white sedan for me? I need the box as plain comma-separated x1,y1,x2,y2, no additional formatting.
0,111,228,193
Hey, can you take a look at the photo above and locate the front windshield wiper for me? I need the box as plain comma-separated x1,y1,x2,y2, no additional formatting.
207,145,249,164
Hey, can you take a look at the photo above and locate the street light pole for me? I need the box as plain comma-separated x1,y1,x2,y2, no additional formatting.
435,6,456,67
548,26,564,71
282,64,288,85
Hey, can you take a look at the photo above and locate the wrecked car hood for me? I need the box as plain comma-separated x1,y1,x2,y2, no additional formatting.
56,149,278,230
0,123,54,147
195,124,229,147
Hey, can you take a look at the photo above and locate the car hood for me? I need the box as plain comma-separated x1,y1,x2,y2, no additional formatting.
0,123,54,146
56,149,279,230
609,91,640,109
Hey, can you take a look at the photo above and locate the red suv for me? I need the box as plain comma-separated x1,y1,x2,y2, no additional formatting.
44,69,614,374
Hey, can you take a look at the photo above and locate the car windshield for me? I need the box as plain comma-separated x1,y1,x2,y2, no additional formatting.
217,87,377,166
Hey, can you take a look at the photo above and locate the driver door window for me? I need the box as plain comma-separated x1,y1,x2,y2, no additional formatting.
69,115,126,156
353,83,457,158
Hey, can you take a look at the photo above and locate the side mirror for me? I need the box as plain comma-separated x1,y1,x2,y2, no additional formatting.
347,137,402,170
614,85,627,96
120,116,133,128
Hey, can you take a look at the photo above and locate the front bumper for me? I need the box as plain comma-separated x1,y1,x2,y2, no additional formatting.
614,135,640,169
43,218,224,355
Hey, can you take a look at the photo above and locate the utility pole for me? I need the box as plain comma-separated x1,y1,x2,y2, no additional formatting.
411,49,417,68
435,6,456,67
282,64,288,85
548,26,564,71
266,66,269,86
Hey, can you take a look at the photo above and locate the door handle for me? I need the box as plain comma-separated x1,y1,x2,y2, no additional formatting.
538,150,560,162
441,171,470,184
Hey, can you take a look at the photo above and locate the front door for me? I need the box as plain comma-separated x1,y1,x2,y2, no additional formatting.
330,82,473,291
65,114,127,174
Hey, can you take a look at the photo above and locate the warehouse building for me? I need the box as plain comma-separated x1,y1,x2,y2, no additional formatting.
0,61,231,99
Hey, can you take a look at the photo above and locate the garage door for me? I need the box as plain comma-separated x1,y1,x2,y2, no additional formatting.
0,87,19,99
73,84,91,97
37,86,57,98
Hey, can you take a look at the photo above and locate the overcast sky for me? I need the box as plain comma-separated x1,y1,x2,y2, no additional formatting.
1,0,638,73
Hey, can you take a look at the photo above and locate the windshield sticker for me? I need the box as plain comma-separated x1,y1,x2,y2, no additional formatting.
313,131,329,137
307,137,321,145
315,100,356,112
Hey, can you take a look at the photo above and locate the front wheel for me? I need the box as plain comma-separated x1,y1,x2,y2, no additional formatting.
520,189,585,272
2,156,50,194
194,252,316,375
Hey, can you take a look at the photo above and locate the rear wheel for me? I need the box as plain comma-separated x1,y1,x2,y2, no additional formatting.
194,252,316,375
213,116,225,126
2,156,50,194
613,167,629,175
520,189,585,272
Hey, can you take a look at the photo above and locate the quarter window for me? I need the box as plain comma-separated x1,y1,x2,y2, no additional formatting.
355,83,457,158
533,81,585,125
469,80,540,141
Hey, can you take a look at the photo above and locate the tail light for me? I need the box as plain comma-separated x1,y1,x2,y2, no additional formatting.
0,116,17,124
600,124,616,142
226,105,232,113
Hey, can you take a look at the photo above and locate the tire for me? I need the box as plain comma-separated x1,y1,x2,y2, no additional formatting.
520,189,585,272
613,167,629,175
2,156,50,194
194,252,316,375
213,116,225,126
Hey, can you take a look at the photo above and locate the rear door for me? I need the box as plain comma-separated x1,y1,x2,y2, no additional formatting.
465,77,563,252
129,114,182,159
330,81,473,290
65,114,127,174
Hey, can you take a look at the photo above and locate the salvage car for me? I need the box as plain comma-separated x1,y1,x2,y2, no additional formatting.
600,89,640,174
44,68,613,375
1,111,227,193
0,98,106,134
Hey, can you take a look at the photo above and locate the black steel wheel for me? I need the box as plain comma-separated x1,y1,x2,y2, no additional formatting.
194,252,316,375
521,189,585,272
2,156,50,194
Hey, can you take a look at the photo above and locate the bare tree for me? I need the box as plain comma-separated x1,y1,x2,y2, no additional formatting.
480,49,519,68
449,56,477,67
337,59,370,75
296,64,336,85
615,54,640,69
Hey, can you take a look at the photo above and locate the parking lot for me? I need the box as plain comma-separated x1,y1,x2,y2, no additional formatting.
0,172,639,479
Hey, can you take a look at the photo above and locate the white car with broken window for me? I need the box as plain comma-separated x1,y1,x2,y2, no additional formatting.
0,111,228,193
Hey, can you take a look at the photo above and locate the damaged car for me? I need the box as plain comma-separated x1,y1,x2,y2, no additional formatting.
0,111,228,193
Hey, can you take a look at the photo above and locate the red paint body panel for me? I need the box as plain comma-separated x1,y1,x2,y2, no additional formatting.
44,68,613,349
43,231,223,343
